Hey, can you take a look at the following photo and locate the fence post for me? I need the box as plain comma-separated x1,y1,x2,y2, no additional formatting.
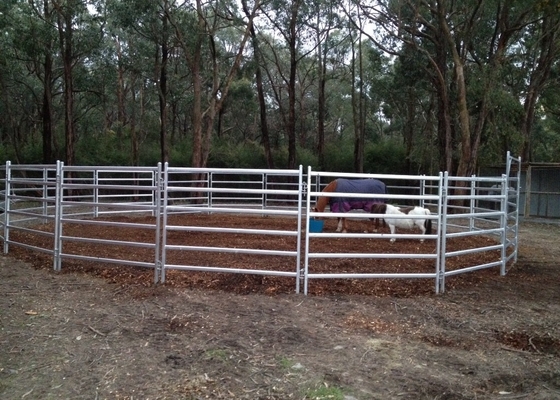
500,175,508,276
94,169,99,218
437,171,449,294
295,165,303,294
154,162,163,284
53,161,64,271
303,165,314,295
3,161,11,254
469,176,476,231
42,167,48,222
160,162,169,283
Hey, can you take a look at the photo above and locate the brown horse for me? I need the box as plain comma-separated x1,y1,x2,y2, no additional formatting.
312,178,387,233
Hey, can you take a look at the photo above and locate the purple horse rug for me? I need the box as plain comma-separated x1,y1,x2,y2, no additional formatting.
330,178,386,213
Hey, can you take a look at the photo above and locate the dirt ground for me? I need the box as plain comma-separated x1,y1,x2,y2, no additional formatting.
1,216,560,399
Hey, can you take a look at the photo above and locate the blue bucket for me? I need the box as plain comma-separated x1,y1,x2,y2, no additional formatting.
309,218,324,233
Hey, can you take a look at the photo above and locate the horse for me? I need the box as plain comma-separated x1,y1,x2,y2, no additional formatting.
371,203,432,242
312,178,387,233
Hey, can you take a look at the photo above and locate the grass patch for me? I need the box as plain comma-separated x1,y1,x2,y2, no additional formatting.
203,348,229,361
305,384,345,400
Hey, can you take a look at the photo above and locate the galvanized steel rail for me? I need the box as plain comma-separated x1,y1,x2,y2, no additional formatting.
1,154,521,295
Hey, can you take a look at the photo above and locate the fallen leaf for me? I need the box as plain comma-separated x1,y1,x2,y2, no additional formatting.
25,311,38,315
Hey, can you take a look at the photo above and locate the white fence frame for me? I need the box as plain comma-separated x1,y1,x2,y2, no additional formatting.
1,152,521,295
160,164,305,291
304,169,445,294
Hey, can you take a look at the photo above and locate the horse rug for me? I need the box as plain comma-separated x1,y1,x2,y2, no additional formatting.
329,179,386,213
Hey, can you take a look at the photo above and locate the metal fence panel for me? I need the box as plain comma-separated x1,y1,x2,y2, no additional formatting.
161,164,305,292
1,158,520,295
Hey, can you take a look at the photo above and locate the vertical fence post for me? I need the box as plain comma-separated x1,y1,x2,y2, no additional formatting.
208,171,213,210
303,165,314,295
295,165,303,294
42,167,48,222
94,169,99,218
160,162,169,283
419,177,425,208
151,170,157,217
154,162,163,284
3,161,11,254
437,171,449,294
500,174,508,276
469,176,476,231
53,161,63,271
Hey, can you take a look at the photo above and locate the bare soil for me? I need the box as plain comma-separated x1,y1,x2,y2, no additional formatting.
1,216,560,399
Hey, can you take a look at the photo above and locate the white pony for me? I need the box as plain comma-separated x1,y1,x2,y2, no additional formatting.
371,204,432,242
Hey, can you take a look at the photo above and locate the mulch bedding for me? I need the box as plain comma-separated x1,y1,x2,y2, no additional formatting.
7,213,507,297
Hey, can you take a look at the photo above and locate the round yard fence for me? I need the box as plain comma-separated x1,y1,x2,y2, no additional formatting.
1,153,521,295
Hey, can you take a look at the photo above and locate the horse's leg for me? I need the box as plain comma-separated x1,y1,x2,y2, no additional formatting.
338,218,348,233
418,221,426,242
336,217,343,232
368,218,378,233
389,224,396,243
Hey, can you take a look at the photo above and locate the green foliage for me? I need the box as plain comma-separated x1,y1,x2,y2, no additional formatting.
208,139,266,169
1,0,559,171
364,139,408,174
0,138,43,165
167,139,192,167
76,133,132,166
318,138,409,174
323,140,355,172
295,146,318,170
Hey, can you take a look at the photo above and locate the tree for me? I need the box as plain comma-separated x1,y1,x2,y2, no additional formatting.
169,0,259,168
243,0,275,168
261,0,311,169
357,0,555,175
519,9,560,162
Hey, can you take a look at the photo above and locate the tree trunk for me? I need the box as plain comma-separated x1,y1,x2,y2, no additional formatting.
404,87,415,174
42,51,54,164
190,0,206,169
520,15,559,163
252,34,274,169
41,0,54,164
130,76,139,166
115,36,126,146
56,3,75,166
351,29,364,173
158,5,169,164
286,0,300,169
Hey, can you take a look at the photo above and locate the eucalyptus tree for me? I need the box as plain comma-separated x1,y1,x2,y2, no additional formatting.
307,0,346,169
167,0,260,168
0,0,60,163
259,0,315,169
349,7,367,172
52,0,104,166
518,7,560,162
534,60,560,162
241,0,275,168
378,43,438,174
108,0,194,164
357,0,555,175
